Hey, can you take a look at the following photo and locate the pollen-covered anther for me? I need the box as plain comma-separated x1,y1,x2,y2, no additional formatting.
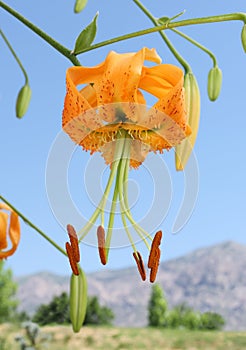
149,247,161,283
65,242,79,276
67,224,80,263
97,225,107,265
65,224,80,275
148,230,162,283
133,251,146,281
147,230,162,268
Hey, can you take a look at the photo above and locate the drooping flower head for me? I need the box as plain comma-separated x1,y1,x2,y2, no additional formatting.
0,203,21,259
62,48,190,282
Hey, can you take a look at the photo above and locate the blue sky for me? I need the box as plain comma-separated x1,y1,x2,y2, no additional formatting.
1,0,246,277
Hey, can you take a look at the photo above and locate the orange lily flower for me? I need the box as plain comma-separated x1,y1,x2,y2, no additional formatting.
62,47,191,282
0,203,21,259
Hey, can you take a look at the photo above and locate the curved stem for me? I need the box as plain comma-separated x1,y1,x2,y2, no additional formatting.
1,0,245,59
172,12,246,28
0,195,67,257
74,12,246,55
171,28,217,67
133,0,191,72
0,29,29,82
0,1,81,66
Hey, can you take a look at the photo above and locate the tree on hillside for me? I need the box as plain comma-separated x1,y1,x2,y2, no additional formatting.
148,284,168,327
0,260,19,323
147,285,226,331
166,302,200,330
32,292,70,325
200,312,225,330
84,296,114,325
32,292,114,326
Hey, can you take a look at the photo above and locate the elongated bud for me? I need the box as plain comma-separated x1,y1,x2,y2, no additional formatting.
175,72,200,170
16,84,32,118
70,266,87,333
207,66,222,101
241,24,246,53
74,0,88,13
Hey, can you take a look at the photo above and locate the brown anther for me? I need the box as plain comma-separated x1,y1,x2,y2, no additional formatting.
65,242,79,276
133,251,146,281
148,231,162,283
97,225,107,265
148,230,162,268
149,247,161,283
67,224,80,263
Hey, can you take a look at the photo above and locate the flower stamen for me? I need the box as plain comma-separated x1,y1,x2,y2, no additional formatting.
66,242,79,275
133,251,146,281
97,225,107,265
67,224,80,263
149,247,161,283
65,224,80,275
148,230,162,283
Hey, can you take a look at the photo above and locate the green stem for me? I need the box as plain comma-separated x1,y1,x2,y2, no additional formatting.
172,12,246,28
74,12,246,55
1,0,245,59
133,0,191,72
171,28,217,67
0,1,81,66
0,29,29,83
0,195,67,257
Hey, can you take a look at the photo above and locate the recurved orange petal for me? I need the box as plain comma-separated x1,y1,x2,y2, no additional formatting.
0,203,21,259
0,211,8,250
140,64,184,98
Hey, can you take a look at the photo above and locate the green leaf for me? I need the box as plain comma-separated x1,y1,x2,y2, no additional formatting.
157,11,185,26
74,0,88,13
157,17,170,25
73,12,98,54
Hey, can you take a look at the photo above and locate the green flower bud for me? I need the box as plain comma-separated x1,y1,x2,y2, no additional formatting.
175,72,200,171
16,84,32,118
74,0,88,14
207,66,222,101
70,267,87,333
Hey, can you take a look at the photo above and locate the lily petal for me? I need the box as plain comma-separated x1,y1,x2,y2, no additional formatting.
0,212,8,250
62,48,189,166
0,203,21,259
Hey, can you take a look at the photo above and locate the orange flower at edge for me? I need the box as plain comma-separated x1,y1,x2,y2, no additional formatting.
0,203,21,259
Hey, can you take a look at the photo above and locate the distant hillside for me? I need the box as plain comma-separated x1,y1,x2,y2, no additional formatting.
16,241,246,330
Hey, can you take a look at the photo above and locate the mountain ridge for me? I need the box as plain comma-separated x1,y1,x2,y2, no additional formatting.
16,240,246,330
